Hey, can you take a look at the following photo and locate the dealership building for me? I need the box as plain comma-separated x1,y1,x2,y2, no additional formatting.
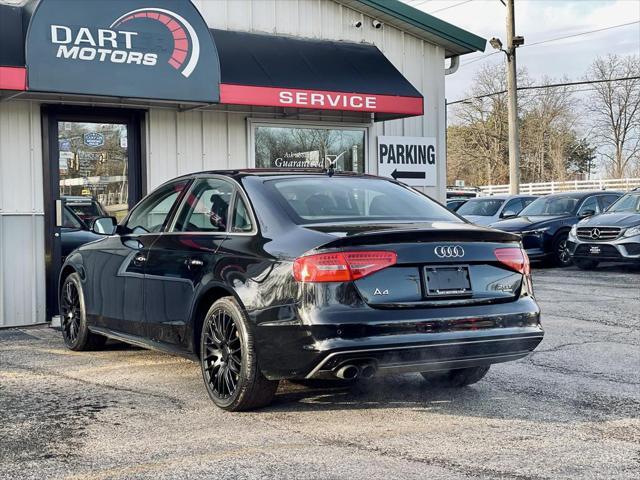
0,0,484,327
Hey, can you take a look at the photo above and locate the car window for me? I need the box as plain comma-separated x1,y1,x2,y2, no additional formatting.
520,195,582,216
523,197,536,208
266,177,460,224
173,178,234,232
599,194,621,211
62,206,85,229
67,202,104,220
126,180,188,234
578,196,600,216
231,194,254,233
502,198,523,216
607,193,640,213
455,198,505,216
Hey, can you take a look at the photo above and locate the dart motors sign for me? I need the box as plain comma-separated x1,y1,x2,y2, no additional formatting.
377,136,437,187
25,0,220,102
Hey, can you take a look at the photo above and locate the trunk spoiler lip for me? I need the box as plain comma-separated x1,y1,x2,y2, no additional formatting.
303,223,522,249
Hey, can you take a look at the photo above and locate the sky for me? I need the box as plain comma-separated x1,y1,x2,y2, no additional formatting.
402,0,640,102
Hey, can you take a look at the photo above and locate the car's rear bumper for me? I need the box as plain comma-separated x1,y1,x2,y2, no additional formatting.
253,296,543,380
304,328,543,379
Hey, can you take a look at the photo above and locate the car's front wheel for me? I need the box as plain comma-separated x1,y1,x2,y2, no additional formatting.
552,232,573,267
573,258,599,270
60,272,106,351
420,366,490,387
200,297,279,411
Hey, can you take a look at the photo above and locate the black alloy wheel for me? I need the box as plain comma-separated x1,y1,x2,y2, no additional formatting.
200,297,279,411
202,307,242,399
60,273,106,351
553,232,572,267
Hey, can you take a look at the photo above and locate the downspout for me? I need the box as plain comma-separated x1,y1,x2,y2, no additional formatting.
445,55,460,75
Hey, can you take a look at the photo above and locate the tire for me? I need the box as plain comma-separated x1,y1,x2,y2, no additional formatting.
420,366,490,387
574,258,599,270
552,232,572,267
200,297,279,411
59,273,107,351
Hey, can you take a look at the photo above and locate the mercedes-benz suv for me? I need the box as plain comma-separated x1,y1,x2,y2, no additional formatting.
568,189,640,269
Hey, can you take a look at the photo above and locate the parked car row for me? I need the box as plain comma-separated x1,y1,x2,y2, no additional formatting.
454,189,639,269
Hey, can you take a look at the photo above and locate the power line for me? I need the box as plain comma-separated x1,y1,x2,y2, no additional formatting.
447,76,640,105
459,20,640,68
428,0,474,14
525,20,640,48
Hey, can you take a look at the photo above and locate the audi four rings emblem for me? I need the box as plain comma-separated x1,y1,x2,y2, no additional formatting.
590,228,601,239
434,245,465,258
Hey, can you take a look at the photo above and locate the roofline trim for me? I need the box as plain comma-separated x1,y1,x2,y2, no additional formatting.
355,0,486,54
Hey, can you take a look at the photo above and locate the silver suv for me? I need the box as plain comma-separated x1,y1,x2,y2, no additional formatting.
568,189,640,269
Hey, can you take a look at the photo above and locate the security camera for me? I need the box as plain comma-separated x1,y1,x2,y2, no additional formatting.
352,20,362,28
372,19,383,29
489,37,503,50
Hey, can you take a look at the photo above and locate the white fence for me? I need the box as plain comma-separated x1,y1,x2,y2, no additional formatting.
479,178,640,196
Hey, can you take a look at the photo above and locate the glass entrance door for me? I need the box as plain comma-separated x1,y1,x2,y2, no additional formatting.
58,122,130,224
44,107,143,321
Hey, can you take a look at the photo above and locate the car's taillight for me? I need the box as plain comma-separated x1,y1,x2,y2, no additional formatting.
494,247,530,275
293,251,397,283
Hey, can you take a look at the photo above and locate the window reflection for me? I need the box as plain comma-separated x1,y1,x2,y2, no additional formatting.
58,122,129,221
255,125,365,173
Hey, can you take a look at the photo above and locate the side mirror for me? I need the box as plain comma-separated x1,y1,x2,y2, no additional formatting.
501,210,518,219
91,216,118,235
580,209,596,218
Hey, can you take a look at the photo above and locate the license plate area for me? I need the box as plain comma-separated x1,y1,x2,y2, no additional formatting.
423,265,472,297
589,245,601,255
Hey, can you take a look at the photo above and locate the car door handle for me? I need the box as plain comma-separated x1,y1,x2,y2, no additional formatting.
133,254,147,266
186,258,204,269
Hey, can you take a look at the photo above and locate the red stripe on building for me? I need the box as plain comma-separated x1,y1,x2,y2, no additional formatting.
219,84,424,115
0,66,27,91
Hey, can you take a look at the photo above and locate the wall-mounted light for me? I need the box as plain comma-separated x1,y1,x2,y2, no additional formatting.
372,19,383,29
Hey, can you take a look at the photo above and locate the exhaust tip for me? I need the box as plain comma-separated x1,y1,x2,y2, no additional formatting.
335,364,360,380
360,363,377,379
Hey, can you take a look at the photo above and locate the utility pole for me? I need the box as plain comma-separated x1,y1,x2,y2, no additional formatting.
506,0,520,194
490,0,524,194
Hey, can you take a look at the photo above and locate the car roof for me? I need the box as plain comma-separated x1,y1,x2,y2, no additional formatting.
467,194,535,201
172,169,391,182
542,190,623,198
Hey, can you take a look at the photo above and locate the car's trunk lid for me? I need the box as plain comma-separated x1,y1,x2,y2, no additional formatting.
305,222,524,308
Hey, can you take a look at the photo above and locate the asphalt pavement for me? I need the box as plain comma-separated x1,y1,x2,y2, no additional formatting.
1,264,638,479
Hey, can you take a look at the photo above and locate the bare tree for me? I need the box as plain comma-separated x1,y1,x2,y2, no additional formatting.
586,54,640,178
447,64,580,186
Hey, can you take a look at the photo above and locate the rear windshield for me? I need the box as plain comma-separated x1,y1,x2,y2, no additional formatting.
266,177,460,224
520,195,581,216
457,198,504,216
607,193,640,213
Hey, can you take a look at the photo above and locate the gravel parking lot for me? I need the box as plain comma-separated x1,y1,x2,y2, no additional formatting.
1,265,639,480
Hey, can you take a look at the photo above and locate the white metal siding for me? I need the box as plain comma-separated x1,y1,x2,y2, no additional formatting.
0,101,46,327
146,0,447,199
0,0,449,327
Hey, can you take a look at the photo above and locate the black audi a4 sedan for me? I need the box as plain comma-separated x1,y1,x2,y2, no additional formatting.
490,191,622,267
59,170,543,411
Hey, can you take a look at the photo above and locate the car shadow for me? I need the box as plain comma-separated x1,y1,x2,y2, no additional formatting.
262,375,547,421
260,372,637,423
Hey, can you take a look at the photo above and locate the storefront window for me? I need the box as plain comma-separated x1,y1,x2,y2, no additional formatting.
58,122,129,222
254,125,365,173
